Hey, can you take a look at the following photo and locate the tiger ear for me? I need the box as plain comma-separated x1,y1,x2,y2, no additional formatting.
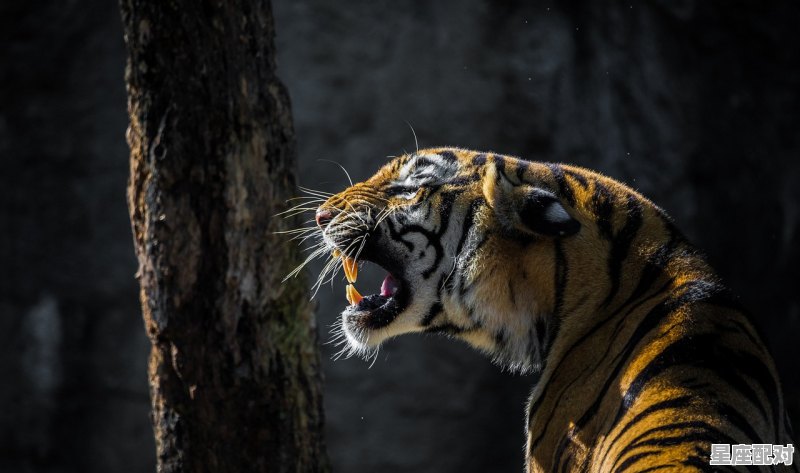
483,162,580,237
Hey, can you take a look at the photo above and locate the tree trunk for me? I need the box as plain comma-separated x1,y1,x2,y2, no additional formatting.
119,1,329,471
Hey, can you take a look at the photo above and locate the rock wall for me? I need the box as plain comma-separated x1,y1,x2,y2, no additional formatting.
0,1,153,472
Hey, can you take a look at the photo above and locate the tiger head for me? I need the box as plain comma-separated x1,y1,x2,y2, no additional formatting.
312,148,605,373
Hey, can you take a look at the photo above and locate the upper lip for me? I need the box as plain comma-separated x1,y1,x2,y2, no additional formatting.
353,238,402,277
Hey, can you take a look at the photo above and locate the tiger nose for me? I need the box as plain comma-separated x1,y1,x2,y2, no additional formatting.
315,209,333,228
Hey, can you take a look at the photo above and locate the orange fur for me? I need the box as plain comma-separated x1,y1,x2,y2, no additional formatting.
314,148,797,472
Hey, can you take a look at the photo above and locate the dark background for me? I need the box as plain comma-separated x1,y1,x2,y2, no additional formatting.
1,1,798,472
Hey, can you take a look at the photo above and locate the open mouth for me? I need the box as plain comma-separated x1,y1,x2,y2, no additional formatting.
335,249,409,330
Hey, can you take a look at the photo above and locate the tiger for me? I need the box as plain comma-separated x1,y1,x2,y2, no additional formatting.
302,147,796,472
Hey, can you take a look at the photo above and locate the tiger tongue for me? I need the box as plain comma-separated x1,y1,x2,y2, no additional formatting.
381,274,399,297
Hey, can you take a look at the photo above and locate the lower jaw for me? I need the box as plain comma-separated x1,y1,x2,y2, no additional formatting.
341,300,403,349
341,316,372,351
341,312,385,351
342,298,397,328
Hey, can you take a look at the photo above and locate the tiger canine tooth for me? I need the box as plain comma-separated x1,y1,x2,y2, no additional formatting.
346,284,363,306
343,256,358,283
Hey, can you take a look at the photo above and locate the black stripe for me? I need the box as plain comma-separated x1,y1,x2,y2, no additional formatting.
630,431,760,473
553,429,575,473
425,323,464,335
546,163,576,206
421,301,443,326
446,174,481,187
636,466,679,473
419,183,442,201
495,159,514,184
385,184,420,197
553,240,568,317
620,231,680,308
421,273,447,327
591,181,614,240
451,200,485,294
613,421,736,472
717,402,768,447
451,200,482,267
396,224,443,279
564,169,589,189
614,449,661,473
527,281,672,442
385,218,414,251
472,153,487,166
601,395,693,465
602,195,644,308
683,455,740,472
494,328,509,348
574,282,727,429
515,159,529,182
630,431,759,473
630,432,721,449
409,156,439,173
390,189,454,280
437,150,457,162
542,315,561,372
546,281,728,456
435,190,457,236
625,421,731,449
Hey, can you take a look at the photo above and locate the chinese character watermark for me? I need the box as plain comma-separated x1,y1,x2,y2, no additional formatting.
710,443,794,466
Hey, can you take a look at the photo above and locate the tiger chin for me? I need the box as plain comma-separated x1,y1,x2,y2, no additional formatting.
309,147,797,472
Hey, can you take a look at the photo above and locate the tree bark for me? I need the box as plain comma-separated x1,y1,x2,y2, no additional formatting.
119,1,329,471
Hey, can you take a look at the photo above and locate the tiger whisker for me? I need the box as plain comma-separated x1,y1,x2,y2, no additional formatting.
343,199,366,227
374,205,397,229
295,232,323,244
405,121,419,154
313,236,360,288
286,195,326,202
274,226,318,235
281,200,325,211
352,234,368,264
317,159,354,187
283,245,329,281
277,208,319,219
367,342,381,369
298,186,333,197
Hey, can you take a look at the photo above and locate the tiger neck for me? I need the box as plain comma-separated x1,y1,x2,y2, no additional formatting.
543,230,719,365
523,235,725,458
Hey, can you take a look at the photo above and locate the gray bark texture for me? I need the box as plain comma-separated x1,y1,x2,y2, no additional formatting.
120,1,329,471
